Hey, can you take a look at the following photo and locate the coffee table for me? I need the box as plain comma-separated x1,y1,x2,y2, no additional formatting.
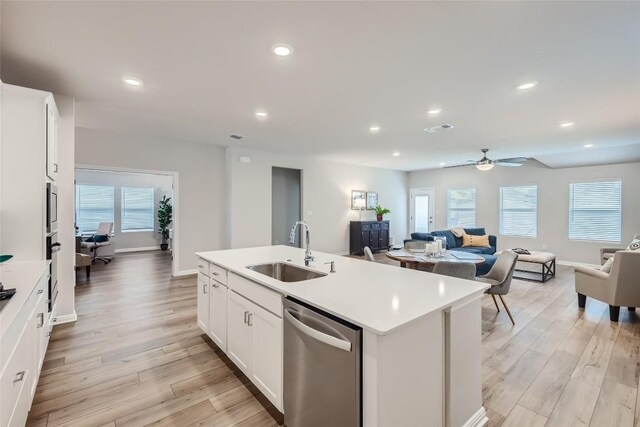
386,250,486,269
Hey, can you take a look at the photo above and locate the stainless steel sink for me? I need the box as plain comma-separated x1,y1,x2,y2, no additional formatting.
246,262,327,282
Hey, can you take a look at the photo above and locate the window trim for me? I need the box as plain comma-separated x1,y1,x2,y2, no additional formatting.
568,180,622,243
499,184,538,238
446,187,477,229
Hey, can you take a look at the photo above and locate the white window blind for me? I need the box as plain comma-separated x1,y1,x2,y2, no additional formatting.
569,181,621,242
500,185,537,237
121,187,155,232
447,188,476,228
76,185,115,233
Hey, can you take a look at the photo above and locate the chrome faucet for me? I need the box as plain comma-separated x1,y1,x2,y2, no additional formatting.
289,221,314,266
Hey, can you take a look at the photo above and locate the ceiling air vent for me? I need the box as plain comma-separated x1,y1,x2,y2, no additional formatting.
424,124,455,133
229,134,251,140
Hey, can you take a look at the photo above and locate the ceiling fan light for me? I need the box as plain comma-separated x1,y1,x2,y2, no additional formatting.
476,163,494,171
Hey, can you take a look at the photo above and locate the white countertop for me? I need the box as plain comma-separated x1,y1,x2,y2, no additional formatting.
0,260,50,338
196,246,489,335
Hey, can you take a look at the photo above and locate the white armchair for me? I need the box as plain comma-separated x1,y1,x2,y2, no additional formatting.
600,233,640,265
575,250,640,322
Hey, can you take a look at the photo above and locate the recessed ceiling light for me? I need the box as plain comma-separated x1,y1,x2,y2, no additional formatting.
517,81,538,90
584,144,594,148
439,162,446,166
273,44,293,56
369,125,381,133
123,77,143,86
392,152,400,157
428,108,442,115
255,111,268,118
559,121,575,128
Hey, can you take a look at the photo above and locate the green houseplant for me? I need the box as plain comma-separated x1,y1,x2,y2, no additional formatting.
374,205,391,221
158,195,173,250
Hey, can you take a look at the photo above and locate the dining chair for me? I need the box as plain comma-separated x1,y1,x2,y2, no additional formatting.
476,251,518,325
364,246,376,262
432,262,476,280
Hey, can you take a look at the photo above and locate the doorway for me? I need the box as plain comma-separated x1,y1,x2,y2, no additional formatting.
272,167,302,247
410,188,435,234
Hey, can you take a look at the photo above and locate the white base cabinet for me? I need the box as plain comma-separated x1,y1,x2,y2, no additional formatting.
197,258,283,412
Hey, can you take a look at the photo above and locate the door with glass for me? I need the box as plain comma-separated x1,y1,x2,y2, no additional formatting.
410,188,435,234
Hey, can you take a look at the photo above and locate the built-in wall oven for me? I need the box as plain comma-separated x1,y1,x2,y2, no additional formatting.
46,183,58,234
46,233,61,312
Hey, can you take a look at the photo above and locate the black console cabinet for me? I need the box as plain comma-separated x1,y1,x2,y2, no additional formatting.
349,221,390,255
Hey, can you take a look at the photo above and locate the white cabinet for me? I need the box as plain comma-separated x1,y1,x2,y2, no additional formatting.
249,301,283,410
208,279,227,350
45,97,58,181
197,274,209,333
227,291,253,374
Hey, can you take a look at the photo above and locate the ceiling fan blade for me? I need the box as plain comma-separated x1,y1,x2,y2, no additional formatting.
495,161,523,167
496,157,528,163
443,163,475,169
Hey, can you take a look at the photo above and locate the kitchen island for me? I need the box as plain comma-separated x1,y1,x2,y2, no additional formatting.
196,245,489,427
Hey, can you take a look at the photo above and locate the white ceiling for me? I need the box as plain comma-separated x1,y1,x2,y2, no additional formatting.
2,1,639,171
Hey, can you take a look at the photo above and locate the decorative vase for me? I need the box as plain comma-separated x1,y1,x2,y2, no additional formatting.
160,243,169,251
376,214,383,221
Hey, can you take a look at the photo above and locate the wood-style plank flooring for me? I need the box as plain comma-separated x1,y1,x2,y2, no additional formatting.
27,250,640,426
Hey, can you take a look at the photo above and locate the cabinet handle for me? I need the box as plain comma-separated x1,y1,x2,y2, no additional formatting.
37,313,44,328
211,282,219,288
211,272,219,276
198,264,204,268
54,163,58,173
247,313,253,326
203,284,207,294
37,289,44,294
244,311,249,324
14,371,25,382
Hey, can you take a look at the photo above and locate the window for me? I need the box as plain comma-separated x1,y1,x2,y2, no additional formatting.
76,185,115,233
500,185,537,237
447,188,476,228
121,187,155,232
569,181,621,242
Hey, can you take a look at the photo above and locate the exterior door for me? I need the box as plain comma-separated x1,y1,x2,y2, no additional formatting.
410,188,435,234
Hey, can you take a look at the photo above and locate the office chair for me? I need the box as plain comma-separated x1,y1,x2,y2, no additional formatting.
81,222,113,264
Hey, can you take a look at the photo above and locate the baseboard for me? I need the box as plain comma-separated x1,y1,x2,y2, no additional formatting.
463,407,489,427
174,269,197,277
557,259,600,269
52,312,78,325
115,246,161,253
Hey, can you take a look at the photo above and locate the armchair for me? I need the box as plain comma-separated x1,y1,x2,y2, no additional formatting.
600,233,640,265
575,250,640,322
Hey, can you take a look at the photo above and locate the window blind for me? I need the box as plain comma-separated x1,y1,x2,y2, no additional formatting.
447,188,476,228
121,187,155,232
569,181,621,242
500,185,537,237
76,184,115,233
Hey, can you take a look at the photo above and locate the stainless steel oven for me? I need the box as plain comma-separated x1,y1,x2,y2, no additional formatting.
283,297,362,427
46,233,61,312
46,183,58,234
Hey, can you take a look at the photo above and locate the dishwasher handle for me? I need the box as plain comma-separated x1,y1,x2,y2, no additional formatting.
284,309,352,352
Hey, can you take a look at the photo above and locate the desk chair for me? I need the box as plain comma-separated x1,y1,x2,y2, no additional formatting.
81,222,113,264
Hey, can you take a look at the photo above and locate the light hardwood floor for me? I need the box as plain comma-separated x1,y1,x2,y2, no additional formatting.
27,251,639,426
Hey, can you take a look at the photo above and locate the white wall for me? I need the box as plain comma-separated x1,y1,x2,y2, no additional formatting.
75,128,226,274
54,94,76,321
408,160,640,264
75,169,173,251
226,146,408,254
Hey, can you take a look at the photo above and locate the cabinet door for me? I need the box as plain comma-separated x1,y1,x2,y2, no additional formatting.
197,275,209,333
250,304,283,411
380,228,389,249
45,100,58,181
370,229,380,250
208,281,227,351
227,292,252,375
360,230,370,253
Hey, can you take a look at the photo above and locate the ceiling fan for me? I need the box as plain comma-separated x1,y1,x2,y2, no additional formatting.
445,149,528,171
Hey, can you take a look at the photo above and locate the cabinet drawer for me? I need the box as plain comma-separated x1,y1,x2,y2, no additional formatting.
372,223,381,229
197,260,210,277
1,316,34,427
228,273,282,317
209,263,228,286
361,224,371,231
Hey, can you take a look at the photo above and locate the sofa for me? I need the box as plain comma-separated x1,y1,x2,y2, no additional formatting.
404,227,497,275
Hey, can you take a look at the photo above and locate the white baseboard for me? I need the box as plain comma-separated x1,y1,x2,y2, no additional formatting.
52,312,78,325
115,246,161,253
463,407,489,427
174,269,197,277
557,259,600,269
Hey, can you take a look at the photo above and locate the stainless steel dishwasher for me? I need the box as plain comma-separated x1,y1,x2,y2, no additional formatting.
283,297,362,427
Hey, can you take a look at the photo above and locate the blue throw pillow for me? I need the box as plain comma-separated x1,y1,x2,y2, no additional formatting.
464,228,486,236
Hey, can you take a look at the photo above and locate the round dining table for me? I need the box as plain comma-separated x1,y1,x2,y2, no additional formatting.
385,249,486,269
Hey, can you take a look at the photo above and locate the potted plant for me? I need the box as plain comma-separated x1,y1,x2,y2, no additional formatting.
158,195,173,251
374,205,391,221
